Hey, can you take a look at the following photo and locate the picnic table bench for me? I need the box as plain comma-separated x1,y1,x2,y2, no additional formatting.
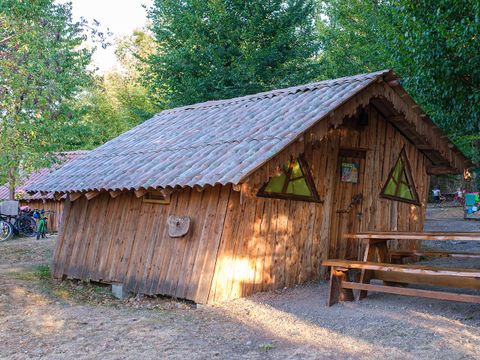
322,232,480,306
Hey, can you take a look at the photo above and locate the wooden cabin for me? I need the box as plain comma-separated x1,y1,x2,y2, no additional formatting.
0,151,87,232
28,70,470,304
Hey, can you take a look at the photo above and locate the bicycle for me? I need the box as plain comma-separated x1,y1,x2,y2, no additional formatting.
15,207,37,237
0,207,36,242
0,219,13,242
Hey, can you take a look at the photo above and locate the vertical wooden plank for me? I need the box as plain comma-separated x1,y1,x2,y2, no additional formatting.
208,189,242,302
148,191,181,294
164,188,194,296
93,192,124,280
188,185,230,303
63,197,89,278
107,193,136,282
82,193,111,280
52,198,72,278
114,195,143,283
124,200,154,291
263,199,278,291
252,199,269,293
137,200,170,293
273,198,289,288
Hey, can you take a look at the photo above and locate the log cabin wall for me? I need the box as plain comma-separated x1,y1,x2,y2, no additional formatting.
208,104,429,303
20,199,64,233
54,104,429,304
54,185,232,304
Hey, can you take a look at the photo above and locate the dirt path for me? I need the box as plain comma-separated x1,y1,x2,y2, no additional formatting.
0,211,479,359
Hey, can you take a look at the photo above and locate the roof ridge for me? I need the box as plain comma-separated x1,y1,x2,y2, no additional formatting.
160,69,391,115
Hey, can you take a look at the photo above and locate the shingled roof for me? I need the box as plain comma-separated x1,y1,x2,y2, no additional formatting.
27,70,469,194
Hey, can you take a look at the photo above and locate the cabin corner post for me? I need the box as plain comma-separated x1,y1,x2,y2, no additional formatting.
52,197,72,278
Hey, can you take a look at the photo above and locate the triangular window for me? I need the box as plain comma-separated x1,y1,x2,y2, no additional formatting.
257,156,321,203
381,148,420,205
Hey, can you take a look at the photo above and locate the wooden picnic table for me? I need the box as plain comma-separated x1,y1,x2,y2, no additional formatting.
322,231,480,306
346,231,480,241
345,231,480,263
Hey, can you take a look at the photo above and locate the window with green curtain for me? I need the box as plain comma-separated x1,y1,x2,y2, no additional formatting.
257,157,321,202
381,148,419,205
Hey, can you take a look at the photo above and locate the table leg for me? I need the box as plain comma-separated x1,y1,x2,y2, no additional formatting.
327,266,354,306
356,241,376,300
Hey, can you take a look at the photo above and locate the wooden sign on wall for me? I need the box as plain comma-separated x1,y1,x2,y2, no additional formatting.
167,215,191,238
341,162,359,183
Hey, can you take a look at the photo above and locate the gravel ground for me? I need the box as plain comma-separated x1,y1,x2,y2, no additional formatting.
0,208,479,360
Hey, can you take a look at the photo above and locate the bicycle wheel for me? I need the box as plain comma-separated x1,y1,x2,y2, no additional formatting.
16,216,36,237
0,220,13,242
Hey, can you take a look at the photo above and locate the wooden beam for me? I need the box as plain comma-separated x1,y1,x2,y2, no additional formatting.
373,271,480,290
109,190,122,198
416,144,435,151
388,115,404,122
322,260,480,277
390,250,480,259
344,232,480,241
85,191,100,200
53,192,65,201
342,281,480,304
134,188,148,198
69,192,82,202
427,165,460,175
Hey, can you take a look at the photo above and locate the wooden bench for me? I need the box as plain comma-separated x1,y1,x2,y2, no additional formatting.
322,231,480,306
323,259,480,306
390,250,480,262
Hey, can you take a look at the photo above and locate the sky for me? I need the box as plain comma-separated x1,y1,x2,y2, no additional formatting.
62,0,153,73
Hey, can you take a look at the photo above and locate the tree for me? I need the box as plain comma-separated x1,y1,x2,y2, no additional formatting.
0,0,92,198
57,30,159,150
146,0,320,107
318,0,480,161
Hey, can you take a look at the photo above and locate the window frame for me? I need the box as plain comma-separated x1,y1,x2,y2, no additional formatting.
257,155,322,203
143,190,171,204
380,148,421,206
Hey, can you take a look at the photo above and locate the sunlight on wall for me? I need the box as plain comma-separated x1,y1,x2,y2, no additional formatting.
214,256,256,301
410,205,419,222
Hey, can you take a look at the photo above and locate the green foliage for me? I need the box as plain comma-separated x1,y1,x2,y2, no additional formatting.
0,0,92,195
58,30,159,150
58,71,159,150
146,0,320,107
318,0,480,159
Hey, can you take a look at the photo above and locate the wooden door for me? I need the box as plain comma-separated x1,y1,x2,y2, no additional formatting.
329,149,366,260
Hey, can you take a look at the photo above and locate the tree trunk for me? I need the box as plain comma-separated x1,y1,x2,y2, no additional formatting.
7,167,15,200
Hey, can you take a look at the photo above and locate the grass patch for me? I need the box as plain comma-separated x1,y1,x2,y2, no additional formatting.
50,280,115,305
259,343,275,351
10,264,52,281
8,264,192,311
34,264,51,279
